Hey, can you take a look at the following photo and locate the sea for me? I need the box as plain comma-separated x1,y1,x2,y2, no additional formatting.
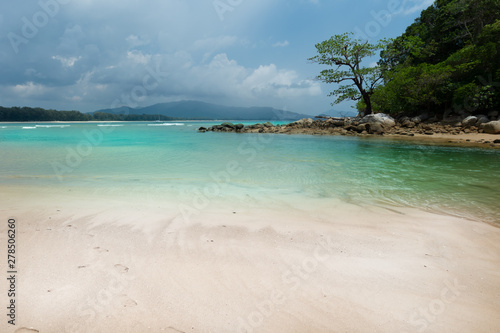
1,121,499,225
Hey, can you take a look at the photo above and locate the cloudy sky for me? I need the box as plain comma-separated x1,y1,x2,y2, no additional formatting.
0,0,433,115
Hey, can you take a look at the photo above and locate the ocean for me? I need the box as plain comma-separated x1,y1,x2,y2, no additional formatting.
1,121,499,225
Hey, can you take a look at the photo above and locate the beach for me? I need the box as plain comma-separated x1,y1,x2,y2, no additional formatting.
2,183,500,333
1,122,500,332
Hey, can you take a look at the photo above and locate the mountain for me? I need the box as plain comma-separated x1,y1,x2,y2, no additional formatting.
93,101,310,120
317,109,358,118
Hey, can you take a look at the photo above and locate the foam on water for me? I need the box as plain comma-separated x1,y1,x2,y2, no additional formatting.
147,123,185,126
35,125,71,128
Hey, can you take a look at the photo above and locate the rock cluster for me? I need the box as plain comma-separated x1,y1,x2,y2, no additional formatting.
199,112,500,138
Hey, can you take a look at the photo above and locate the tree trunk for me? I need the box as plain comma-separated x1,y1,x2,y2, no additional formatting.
362,91,373,115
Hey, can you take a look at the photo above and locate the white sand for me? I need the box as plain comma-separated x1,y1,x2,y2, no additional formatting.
1,186,500,333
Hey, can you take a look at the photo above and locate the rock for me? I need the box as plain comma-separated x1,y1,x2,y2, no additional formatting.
411,113,429,124
366,123,385,134
263,122,274,127
462,116,478,127
358,124,369,132
360,113,396,127
198,127,207,132
400,117,416,128
424,131,434,135
235,123,244,130
221,122,235,129
331,120,345,127
476,115,490,126
419,113,430,121
441,116,463,127
411,116,422,124
494,139,500,144
483,121,500,134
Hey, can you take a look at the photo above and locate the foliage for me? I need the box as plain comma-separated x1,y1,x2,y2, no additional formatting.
0,106,178,122
308,33,387,115
371,0,500,117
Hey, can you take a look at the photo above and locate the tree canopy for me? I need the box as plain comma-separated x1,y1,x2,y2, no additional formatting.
311,0,500,118
0,106,178,122
308,33,386,115
371,0,500,117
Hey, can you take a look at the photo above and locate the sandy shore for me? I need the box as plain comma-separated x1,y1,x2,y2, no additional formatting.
288,130,500,149
1,186,500,333
379,132,500,149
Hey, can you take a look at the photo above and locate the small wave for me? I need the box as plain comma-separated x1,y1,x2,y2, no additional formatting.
97,124,124,127
22,126,37,129
0,126,7,129
147,123,185,126
35,125,71,128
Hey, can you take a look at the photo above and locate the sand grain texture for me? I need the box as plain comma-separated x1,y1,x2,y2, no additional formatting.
1,189,500,333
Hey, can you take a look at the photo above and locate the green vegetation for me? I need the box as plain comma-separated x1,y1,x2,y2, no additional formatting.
0,106,177,122
308,33,387,116
0,106,92,121
312,0,500,118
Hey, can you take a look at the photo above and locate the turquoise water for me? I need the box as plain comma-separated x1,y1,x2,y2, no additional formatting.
1,121,499,224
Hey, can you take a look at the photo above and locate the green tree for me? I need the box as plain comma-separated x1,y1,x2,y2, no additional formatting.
308,33,386,115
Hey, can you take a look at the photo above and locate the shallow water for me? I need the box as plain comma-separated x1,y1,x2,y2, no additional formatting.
1,121,499,224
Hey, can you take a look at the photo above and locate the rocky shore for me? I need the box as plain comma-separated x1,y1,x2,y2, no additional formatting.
199,113,500,148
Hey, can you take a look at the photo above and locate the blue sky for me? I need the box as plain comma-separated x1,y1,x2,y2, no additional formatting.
0,0,434,115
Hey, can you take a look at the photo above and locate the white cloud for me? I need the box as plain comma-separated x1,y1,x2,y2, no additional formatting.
12,82,47,97
272,40,289,48
52,55,82,68
126,35,150,48
183,54,321,102
126,51,152,65
400,0,434,16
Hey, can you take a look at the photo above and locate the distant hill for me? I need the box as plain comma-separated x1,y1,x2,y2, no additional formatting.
317,109,358,118
94,101,310,120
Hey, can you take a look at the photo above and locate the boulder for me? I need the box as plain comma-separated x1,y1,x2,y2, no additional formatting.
419,113,430,121
263,122,274,127
441,116,463,127
235,123,244,130
221,122,235,129
366,123,385,134
198,127,207,132
483,121,500,134
462,116,478,127
399,117,416,128
294,118,313,125
411,116,422,124
360,113,395,127
355,124,368,132
475,115,490,126
410,113,430,124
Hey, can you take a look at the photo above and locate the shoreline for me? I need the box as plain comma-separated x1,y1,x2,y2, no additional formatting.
1,187,500,332
2,118,499,332
200,118,500,149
